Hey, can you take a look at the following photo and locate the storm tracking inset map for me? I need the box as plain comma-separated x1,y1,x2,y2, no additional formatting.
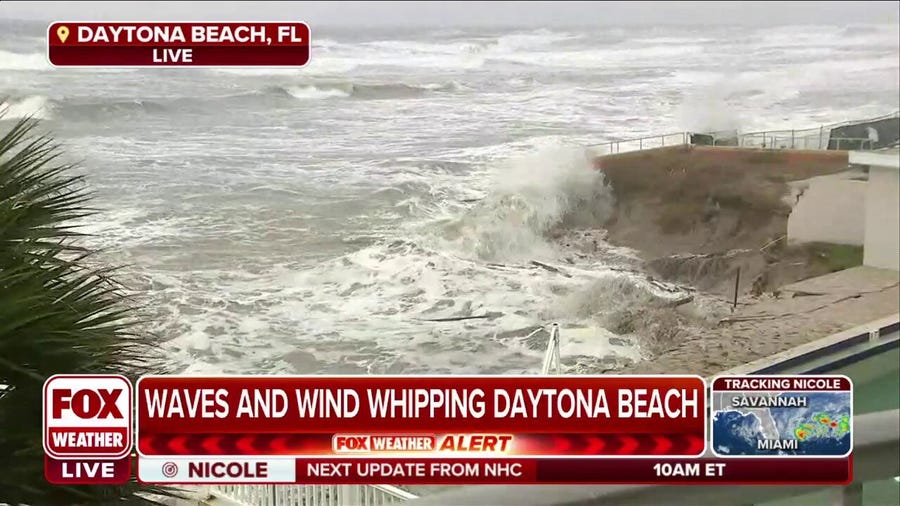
711,391,852,457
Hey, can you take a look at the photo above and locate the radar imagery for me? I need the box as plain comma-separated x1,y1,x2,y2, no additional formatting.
711,391,852,457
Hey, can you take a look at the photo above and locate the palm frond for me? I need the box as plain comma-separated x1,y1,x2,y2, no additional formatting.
0,113,171,504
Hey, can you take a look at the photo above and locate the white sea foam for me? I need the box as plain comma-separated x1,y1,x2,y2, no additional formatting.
305,29,579,72
284,85,351,100
673,51,899,132
0,50,49,70
134,142,659,375
301,58,360,75
212,68,303,76
8,22,894,376
492,43,705,69
0,95,53,119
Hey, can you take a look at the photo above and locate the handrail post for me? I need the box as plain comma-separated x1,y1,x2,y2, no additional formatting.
541,323,561,375
551,323,560,374
554,325,560,373
839,483,863,506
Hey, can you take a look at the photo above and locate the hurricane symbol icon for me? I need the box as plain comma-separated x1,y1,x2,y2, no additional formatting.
161,461,178,478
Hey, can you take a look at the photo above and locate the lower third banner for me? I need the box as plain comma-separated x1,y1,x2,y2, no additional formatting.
137,456,851,485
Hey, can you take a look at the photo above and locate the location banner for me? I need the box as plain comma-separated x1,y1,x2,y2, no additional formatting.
135,375,707,459
47,22,310,67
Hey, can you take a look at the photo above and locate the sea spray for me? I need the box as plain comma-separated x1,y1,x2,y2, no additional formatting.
284,85,351,100
435,144,613,262
676,73,745,134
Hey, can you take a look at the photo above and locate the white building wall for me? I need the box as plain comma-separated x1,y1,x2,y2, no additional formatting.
864,165,900,271
787,175,866,246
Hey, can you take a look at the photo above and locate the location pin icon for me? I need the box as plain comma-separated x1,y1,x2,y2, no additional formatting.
57,26,69,43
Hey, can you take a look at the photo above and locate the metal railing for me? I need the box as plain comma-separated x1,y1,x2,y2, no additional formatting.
732,111,898,150
541,323,562,375
411,316,900,505
737,132,874,150
587,111,899,157
199,323,568,506
207,484,418,506
588,132,689,156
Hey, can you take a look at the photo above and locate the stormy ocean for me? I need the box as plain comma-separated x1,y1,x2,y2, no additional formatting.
2,20,898,375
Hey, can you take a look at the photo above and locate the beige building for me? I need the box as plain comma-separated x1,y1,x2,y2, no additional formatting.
852,149,900,271
786,149,899,271
786,170,867,246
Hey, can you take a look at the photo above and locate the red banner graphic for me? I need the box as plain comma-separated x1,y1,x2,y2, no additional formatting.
45,455,131,485
47,22,310,67
136,455,851,485
137,375,705,433
136,375,706,458
293,457,851,485
137,432,705,456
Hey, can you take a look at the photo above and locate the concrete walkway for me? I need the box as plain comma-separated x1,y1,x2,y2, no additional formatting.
405,268,899,499
620,266,899,376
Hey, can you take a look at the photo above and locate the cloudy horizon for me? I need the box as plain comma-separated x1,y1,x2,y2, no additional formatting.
1,1,898,28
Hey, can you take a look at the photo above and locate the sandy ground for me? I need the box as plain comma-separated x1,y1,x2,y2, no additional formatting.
403,269,899,498
403,148,896,499
401,271,900,500
618,266,899,376
584,146,900,376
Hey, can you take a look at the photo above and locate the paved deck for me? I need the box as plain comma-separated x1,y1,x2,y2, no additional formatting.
620,266,899,377
405,268,899,499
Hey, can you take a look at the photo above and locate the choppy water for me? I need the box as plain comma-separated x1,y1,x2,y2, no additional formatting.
2,20,898,375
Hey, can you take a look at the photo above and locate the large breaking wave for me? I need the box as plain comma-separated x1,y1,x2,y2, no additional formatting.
0,49,48,71
0,94,168,121
431,145,612,262
5,21,896,377
0,79,464,121
264,81,464,101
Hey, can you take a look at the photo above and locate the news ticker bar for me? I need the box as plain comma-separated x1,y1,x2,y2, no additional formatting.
44,455,852,486
126,456,849,485
42,455,852,485
47,22,309,67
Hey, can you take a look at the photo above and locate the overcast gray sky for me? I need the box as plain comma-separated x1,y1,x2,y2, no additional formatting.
1,1,898,27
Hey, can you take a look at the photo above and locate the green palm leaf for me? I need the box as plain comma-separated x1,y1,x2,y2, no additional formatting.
0,112,180,504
